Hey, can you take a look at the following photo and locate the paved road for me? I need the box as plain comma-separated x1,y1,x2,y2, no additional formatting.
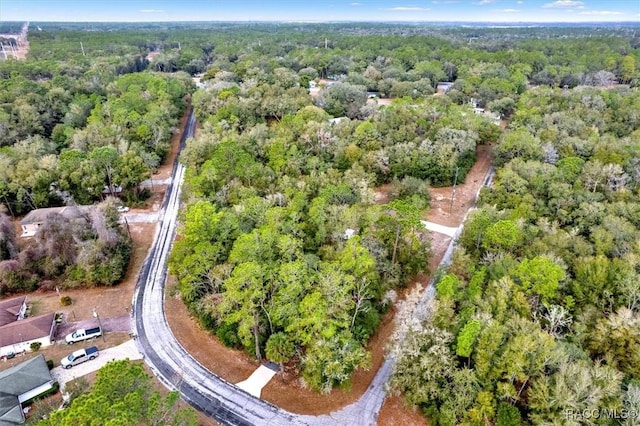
133,109,295,425
131,106,496,425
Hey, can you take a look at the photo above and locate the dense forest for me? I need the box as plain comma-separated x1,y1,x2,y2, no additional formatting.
390,84,640,425
0,21,638,421
0,25,193,294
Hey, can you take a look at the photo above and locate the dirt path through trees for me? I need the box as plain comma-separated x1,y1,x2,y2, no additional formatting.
426,144,493,227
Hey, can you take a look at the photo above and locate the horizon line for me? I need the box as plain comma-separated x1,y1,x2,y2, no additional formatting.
3,19,639,25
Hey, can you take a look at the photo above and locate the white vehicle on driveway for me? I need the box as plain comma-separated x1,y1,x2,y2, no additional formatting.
65,326,102,344
61,346,99,369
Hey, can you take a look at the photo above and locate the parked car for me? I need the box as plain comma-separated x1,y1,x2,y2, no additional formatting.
117,205,129,213
65,326,102,344
61,346,99,369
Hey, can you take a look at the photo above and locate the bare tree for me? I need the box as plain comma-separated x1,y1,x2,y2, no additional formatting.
603,163,630,192
0,213,17,260
542,143,559,165
351,278,372,329
542,305,572,338
621,272,640,312
90,206,119,246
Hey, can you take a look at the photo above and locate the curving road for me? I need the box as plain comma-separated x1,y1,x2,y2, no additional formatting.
132,107,495,425
132,108,301,425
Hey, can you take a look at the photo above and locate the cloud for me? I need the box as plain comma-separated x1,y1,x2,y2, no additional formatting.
382,6,431,11
516,1,523,3
499,8,518,12
350,2,362,5
139,9,165,13
432,0,460,4
579,10,623,15
542,1,583,8
474,0,496,5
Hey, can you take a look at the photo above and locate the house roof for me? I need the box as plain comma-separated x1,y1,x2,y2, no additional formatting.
20,205,91,226
0,355,53,424
0,395,23,425
0,312,55,348
0,297,26,327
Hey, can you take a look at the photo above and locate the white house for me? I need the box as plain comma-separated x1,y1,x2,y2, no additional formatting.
0,312,56,358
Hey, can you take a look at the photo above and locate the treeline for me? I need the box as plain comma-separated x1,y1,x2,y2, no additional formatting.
0,199,131,296
193,70,500,186
390,86,640,424
21,22,640,100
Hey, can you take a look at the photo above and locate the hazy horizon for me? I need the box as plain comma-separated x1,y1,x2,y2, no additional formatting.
1,0,638,23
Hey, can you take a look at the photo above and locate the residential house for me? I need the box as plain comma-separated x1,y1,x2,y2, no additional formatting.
0,297,27,328
328,116,348,126
436,82,454,95
0,355,57,425
0,312,56,358
19,205,90,238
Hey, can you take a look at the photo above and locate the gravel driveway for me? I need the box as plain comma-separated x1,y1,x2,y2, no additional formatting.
55,314,132,340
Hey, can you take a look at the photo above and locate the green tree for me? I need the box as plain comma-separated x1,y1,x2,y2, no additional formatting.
456,319,482,360
494,129,543,167
317,82,367,119
512,256,565,302
587,308,640,378
620,55,636,84
265,332,295,365
482,220,523,254
115,150,151,201
40,360,196,425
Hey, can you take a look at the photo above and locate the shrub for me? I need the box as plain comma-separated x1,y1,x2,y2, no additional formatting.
30,342,42,352
60,296,72,306
46,359,54,370
215,322,242,349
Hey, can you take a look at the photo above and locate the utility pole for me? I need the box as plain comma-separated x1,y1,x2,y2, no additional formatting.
325,38,328,49
449,166,460,216
123,216,132,240
80,41,85,56
93,307,105,342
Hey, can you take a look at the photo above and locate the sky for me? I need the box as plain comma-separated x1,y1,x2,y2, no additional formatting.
0,0,638,23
